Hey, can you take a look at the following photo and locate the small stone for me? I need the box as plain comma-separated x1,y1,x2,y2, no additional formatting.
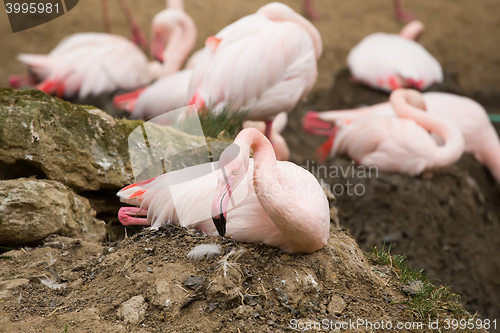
234,305,253,319
117,295,147,325
146,267,153,273
184,276,205,290
402,280,424,295
328,294,346,315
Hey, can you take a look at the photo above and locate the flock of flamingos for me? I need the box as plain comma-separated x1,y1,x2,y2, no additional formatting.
9,0,500,254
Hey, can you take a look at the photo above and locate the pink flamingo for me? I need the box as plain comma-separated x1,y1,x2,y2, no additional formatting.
112,49,203,114
304,90,500,182
347,20,442,92
188,2,322,142
117,128,329,253
13,7,196,99
243,112,290,161
304,89,465,176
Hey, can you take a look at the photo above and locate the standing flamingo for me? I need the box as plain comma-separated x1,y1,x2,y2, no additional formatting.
304,90,500,182
13,7,196,99
117,128,329,253
188,2,322,142
304,89,465,176
347,20,442,92
243,112,290,161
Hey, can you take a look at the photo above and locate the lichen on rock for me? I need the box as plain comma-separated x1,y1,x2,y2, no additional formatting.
0,178,106,246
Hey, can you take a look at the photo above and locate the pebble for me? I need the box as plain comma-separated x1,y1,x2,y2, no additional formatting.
146,267,153,273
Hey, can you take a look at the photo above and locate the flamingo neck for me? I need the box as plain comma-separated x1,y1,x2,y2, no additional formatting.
257,3,323,60
157,12,197,77
390,89,465,168
167,0,184,10
399,20,424,41
235,128,316,251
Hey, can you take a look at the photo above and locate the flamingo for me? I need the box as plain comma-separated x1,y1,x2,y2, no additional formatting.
188,2,322,142
243,112,290,161
303,89,465,176
347,20,442,92
304,90,500,182
13,7,196,99
117,128,330,253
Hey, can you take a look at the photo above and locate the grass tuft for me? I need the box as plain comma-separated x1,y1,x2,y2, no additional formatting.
368,243,472,321
176,107,248,140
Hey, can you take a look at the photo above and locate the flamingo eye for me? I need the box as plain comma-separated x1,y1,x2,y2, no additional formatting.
233,170,238,175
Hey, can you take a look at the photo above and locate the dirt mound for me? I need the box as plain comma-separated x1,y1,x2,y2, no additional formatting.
0,224,480,332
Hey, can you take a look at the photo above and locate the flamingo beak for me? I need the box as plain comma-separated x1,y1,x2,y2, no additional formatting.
151,32,165,63
211,173,234,237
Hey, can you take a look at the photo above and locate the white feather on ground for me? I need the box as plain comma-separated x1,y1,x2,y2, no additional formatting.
187,244,221,260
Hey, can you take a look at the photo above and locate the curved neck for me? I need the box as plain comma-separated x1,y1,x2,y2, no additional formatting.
167,0,184,10
257,5,322,60
390,89,464,167
156,12,197,77
399,20,424,41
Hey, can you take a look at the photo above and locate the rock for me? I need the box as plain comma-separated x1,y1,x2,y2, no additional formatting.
184,276,205,290
0,279,30,301
327,294,346,315
402,280,424,295
117,295,147,325
234,305,253,319
0,178,106,246
0,89,217,192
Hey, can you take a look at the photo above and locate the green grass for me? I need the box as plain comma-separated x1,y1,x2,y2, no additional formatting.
368,243,472,321
175,107,248,140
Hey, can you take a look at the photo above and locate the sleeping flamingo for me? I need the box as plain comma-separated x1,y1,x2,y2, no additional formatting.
188,2,322,142
303,89,465,176
117,128,330,253
13,7,196,99
347,20,442,92
304,90,500,182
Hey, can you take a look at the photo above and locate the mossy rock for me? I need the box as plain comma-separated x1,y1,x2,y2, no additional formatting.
0,89,221,192
0,178,106,246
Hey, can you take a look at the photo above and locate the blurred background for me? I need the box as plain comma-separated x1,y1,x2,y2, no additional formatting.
1,0,499,95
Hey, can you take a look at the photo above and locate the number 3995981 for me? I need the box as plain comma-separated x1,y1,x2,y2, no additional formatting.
5,2,60,14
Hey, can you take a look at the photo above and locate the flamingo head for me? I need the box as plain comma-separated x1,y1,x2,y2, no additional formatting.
151,25,169,63
398,88,427,111
211,143,249,237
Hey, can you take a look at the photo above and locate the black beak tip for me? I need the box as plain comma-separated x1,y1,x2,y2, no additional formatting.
212,214,226,237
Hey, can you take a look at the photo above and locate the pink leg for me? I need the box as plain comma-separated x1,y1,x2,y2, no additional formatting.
303,0,320,21
118,207,150,226
9,74,36,89
101,0,111,33
393,0,416,22
117,0,149,49
264,120,273,141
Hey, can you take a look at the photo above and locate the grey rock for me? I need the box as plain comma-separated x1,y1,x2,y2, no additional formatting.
117,295,147,325
0,178,106,246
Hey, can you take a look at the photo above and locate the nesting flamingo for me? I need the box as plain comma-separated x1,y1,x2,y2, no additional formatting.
188,2,322,142
304,90,500,182
117,128,329,253
13,6,196,99
347,20,442,92
304,89,465,176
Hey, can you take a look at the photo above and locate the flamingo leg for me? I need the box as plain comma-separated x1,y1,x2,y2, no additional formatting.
303,0,320,21
117,0,149,49
264,120,273,141
393,0,416,22
118,207,150,226
101,0,111,33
